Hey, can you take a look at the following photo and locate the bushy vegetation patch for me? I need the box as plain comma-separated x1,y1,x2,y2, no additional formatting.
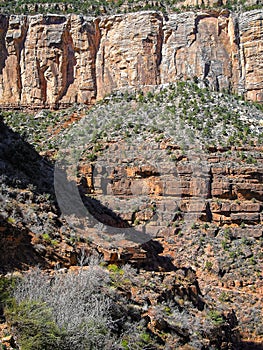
0,0,261,16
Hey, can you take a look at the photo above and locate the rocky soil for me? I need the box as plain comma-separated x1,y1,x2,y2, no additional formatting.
0,82,262,348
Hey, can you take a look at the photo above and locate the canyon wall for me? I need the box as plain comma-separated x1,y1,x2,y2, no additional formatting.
0,9,262,107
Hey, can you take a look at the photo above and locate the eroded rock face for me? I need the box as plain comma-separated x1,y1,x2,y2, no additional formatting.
96,12,163,99
161,11,240,92
239,10,263,101
0,14,100,107
0,9,263,107
78,142,263,234
75,138,263,340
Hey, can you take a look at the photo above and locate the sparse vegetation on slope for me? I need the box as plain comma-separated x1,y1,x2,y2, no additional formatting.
1,82,262,348
4,263,241,349
3,81,263,156
0,0,262,16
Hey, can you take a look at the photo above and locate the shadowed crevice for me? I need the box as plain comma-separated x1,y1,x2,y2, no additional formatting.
0,15,9,75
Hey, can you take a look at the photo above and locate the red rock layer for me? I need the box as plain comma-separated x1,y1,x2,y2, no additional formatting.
0,10,262,107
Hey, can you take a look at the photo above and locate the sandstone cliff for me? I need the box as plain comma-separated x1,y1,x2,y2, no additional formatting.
0,9,263,108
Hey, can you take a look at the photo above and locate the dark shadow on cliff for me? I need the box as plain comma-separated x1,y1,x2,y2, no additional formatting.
0,118,134,227
139,240,176,272
1,118,181,274
0,119,58,273
1,118,157,265
0,213,48,274
0,15,8,75
0,117,55,196
54,166,151,240
1,118,148,231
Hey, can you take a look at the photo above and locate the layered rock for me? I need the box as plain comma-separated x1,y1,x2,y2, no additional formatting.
73,136,263,340
80,142,263,340
78,142,263,236
0,9,263,107
1,91,262,343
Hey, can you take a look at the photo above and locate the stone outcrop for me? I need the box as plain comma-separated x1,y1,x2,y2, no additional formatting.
0,9,263,107
60,135,261,343
78,141,263,237
1,88,262,344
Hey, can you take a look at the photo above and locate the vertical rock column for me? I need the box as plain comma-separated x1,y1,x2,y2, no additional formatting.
96,12,163,99
0,15,28,106
20,15,68,107
0,10,263,107
239,10,263,102
19,14,99,107
60,15,100,105
161,11,240,93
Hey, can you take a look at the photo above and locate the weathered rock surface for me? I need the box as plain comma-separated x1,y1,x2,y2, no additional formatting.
1,76,263,345
74,137,263,342
0,9,263,107
78,141,263,234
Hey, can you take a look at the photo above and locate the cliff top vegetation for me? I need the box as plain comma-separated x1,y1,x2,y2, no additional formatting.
0,0,262,16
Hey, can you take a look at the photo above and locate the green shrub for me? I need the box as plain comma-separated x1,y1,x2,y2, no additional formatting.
0,277,16,310
207,310,225,326
5,268,113,350
42,233,51,242
218,292,231,302
204,261,213,271
5,300,66,350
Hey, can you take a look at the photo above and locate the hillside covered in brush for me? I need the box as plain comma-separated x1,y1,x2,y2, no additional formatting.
0,81,262,349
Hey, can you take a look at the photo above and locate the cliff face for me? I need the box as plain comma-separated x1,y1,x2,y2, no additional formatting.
0,9,262,107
